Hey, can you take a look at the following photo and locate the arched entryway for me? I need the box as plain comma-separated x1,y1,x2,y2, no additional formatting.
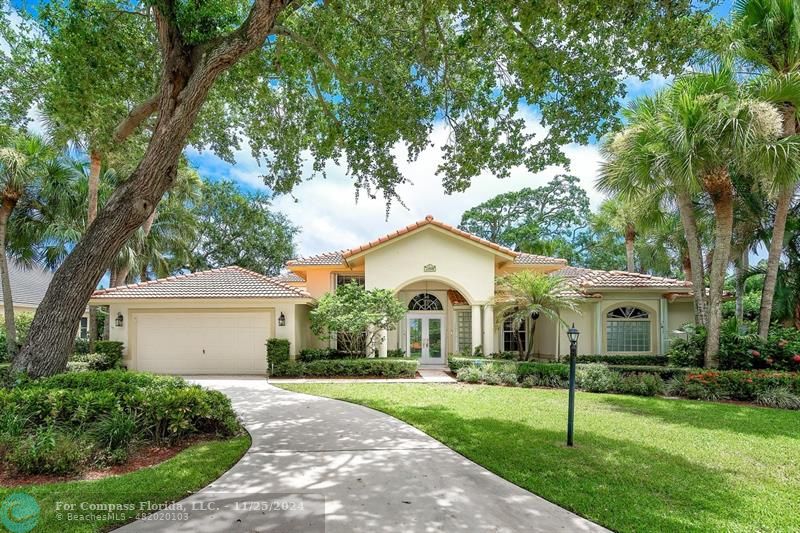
389,279,484,368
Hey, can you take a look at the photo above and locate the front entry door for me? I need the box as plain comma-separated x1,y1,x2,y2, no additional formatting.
407,313,445,365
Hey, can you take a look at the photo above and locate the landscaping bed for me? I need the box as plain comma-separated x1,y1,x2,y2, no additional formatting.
451,359,800,408
281,383,800,533
270,358,419,378
0,371,243,478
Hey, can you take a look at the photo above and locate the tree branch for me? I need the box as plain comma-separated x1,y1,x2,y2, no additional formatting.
113,95,159,143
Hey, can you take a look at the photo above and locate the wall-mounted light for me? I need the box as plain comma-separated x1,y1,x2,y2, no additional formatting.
115,312,124,327
278,312,286,327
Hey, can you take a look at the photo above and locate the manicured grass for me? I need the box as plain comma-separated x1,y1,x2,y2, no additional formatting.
281,383,800,533
0,435,250,532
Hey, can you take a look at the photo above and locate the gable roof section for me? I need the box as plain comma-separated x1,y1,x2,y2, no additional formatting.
287,216,569,267
91,266,310,300
554,266,692,290
270,272,306,283
7,259,53,307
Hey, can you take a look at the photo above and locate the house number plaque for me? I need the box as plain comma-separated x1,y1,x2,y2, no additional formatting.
423,264,437,272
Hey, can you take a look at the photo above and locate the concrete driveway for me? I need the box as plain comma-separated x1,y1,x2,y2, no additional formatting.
119,378,608,532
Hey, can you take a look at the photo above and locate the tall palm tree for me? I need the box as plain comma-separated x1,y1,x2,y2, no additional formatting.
602,67,788,366
733,0,800,337
494,271,579,360
0,132,64,358
599,93,710,332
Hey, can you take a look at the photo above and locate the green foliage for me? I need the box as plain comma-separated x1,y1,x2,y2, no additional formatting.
186,180,298,276
722,290,762,320
266,338,290,365
608,365,692,381
310,282,405,356
755,387,800,410
517,362,569,387
454,361,519,386
0,371,241,475
0,311,33,360
576,364,619,393
675,369,800,402
70,342,124,370
8,426,89,475
298,348,356,362
614,373,665,396
667,320,800,371
459,175,590,258
270,358,418,378
577,354,668,366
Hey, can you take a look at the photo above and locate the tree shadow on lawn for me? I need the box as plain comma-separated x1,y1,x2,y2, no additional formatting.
595,394,800,440
355,401,756,533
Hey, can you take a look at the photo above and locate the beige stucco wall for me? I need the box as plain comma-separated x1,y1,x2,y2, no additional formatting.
363,227,498,304
94,298,307,369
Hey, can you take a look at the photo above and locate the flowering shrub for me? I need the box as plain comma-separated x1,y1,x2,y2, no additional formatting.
680,370,800,401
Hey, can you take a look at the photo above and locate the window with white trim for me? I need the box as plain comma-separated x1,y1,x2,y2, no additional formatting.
408,293,443,311
502,317,526,353
606,306,651,352
336,274,365,288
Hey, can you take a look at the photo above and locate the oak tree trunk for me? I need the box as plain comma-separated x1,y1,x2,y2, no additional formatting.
703,168,735,368
675,189,708,327
759,104,797,339
14,0,287,377
0,199,18,359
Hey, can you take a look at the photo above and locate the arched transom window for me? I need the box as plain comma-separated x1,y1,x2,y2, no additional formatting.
606,306,651,352
408,293,443,311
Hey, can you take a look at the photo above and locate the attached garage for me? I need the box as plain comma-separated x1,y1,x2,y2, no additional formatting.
134,310,274,374
89,266,310,375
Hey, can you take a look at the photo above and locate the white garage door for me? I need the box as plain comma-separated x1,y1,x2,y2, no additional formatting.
135,310,273,374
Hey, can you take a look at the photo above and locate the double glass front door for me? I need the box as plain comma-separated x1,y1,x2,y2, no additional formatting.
407,313,444,365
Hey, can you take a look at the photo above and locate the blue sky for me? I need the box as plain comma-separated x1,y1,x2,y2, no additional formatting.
186,2,736,257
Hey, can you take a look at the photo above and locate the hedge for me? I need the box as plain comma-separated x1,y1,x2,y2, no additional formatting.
674,370,800,401
270,358,418,378
266,338,290,365
577,354,668,366
608,365,693,380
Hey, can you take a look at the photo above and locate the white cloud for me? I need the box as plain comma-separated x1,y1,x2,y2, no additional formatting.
190,115,606,257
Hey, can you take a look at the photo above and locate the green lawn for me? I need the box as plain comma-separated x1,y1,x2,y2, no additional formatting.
0,435,250,532
282,383,800,533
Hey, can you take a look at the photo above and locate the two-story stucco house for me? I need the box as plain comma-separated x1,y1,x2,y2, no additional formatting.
91,215,696,374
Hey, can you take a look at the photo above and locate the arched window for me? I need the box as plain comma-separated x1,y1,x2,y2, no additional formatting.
408,293,443,311
606,306,651,352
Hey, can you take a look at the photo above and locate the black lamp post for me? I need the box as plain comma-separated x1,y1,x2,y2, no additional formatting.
566,323,580,447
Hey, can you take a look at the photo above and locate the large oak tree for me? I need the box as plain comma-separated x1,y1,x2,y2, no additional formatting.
0,0,714,376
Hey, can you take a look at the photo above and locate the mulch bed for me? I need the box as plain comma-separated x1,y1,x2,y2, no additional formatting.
0,435,213,487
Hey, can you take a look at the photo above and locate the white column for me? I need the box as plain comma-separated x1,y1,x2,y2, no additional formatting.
471,305,482,356
482,304,494,355
378,328,388,358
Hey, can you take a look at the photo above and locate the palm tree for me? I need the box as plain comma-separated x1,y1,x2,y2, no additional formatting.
596,198,640,272
494,271,579,360
602,67,788,366
733,0,800,338
0,131,63,358
599,93,710,332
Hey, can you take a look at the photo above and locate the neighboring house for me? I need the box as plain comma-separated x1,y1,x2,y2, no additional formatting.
90,215,696,374
3,259,91,339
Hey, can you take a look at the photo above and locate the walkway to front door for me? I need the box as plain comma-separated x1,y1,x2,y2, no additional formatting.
119,379,609,532
407,313,445,366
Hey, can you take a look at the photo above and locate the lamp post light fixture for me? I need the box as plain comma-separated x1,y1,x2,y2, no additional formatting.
115,312,124,328
278,312,286,327
566,323,580,447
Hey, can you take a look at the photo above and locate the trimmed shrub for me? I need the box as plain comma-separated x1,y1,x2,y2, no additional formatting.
448,357,490,372
681,370,800,402
608,365,692,381
266,338,291,365
577,354,668,366
94,341,124,363
70,351,121,371
73,338,91,355
457,366,482,384
298,348,360,362
517,362,568,385
271,358,418,378
615,373,665,396
488,351,519,360
577,364,618,393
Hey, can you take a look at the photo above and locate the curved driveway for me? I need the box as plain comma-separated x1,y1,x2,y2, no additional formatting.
120,378,608,532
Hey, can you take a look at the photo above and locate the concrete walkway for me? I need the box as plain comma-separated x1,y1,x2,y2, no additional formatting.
119,378,608,532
